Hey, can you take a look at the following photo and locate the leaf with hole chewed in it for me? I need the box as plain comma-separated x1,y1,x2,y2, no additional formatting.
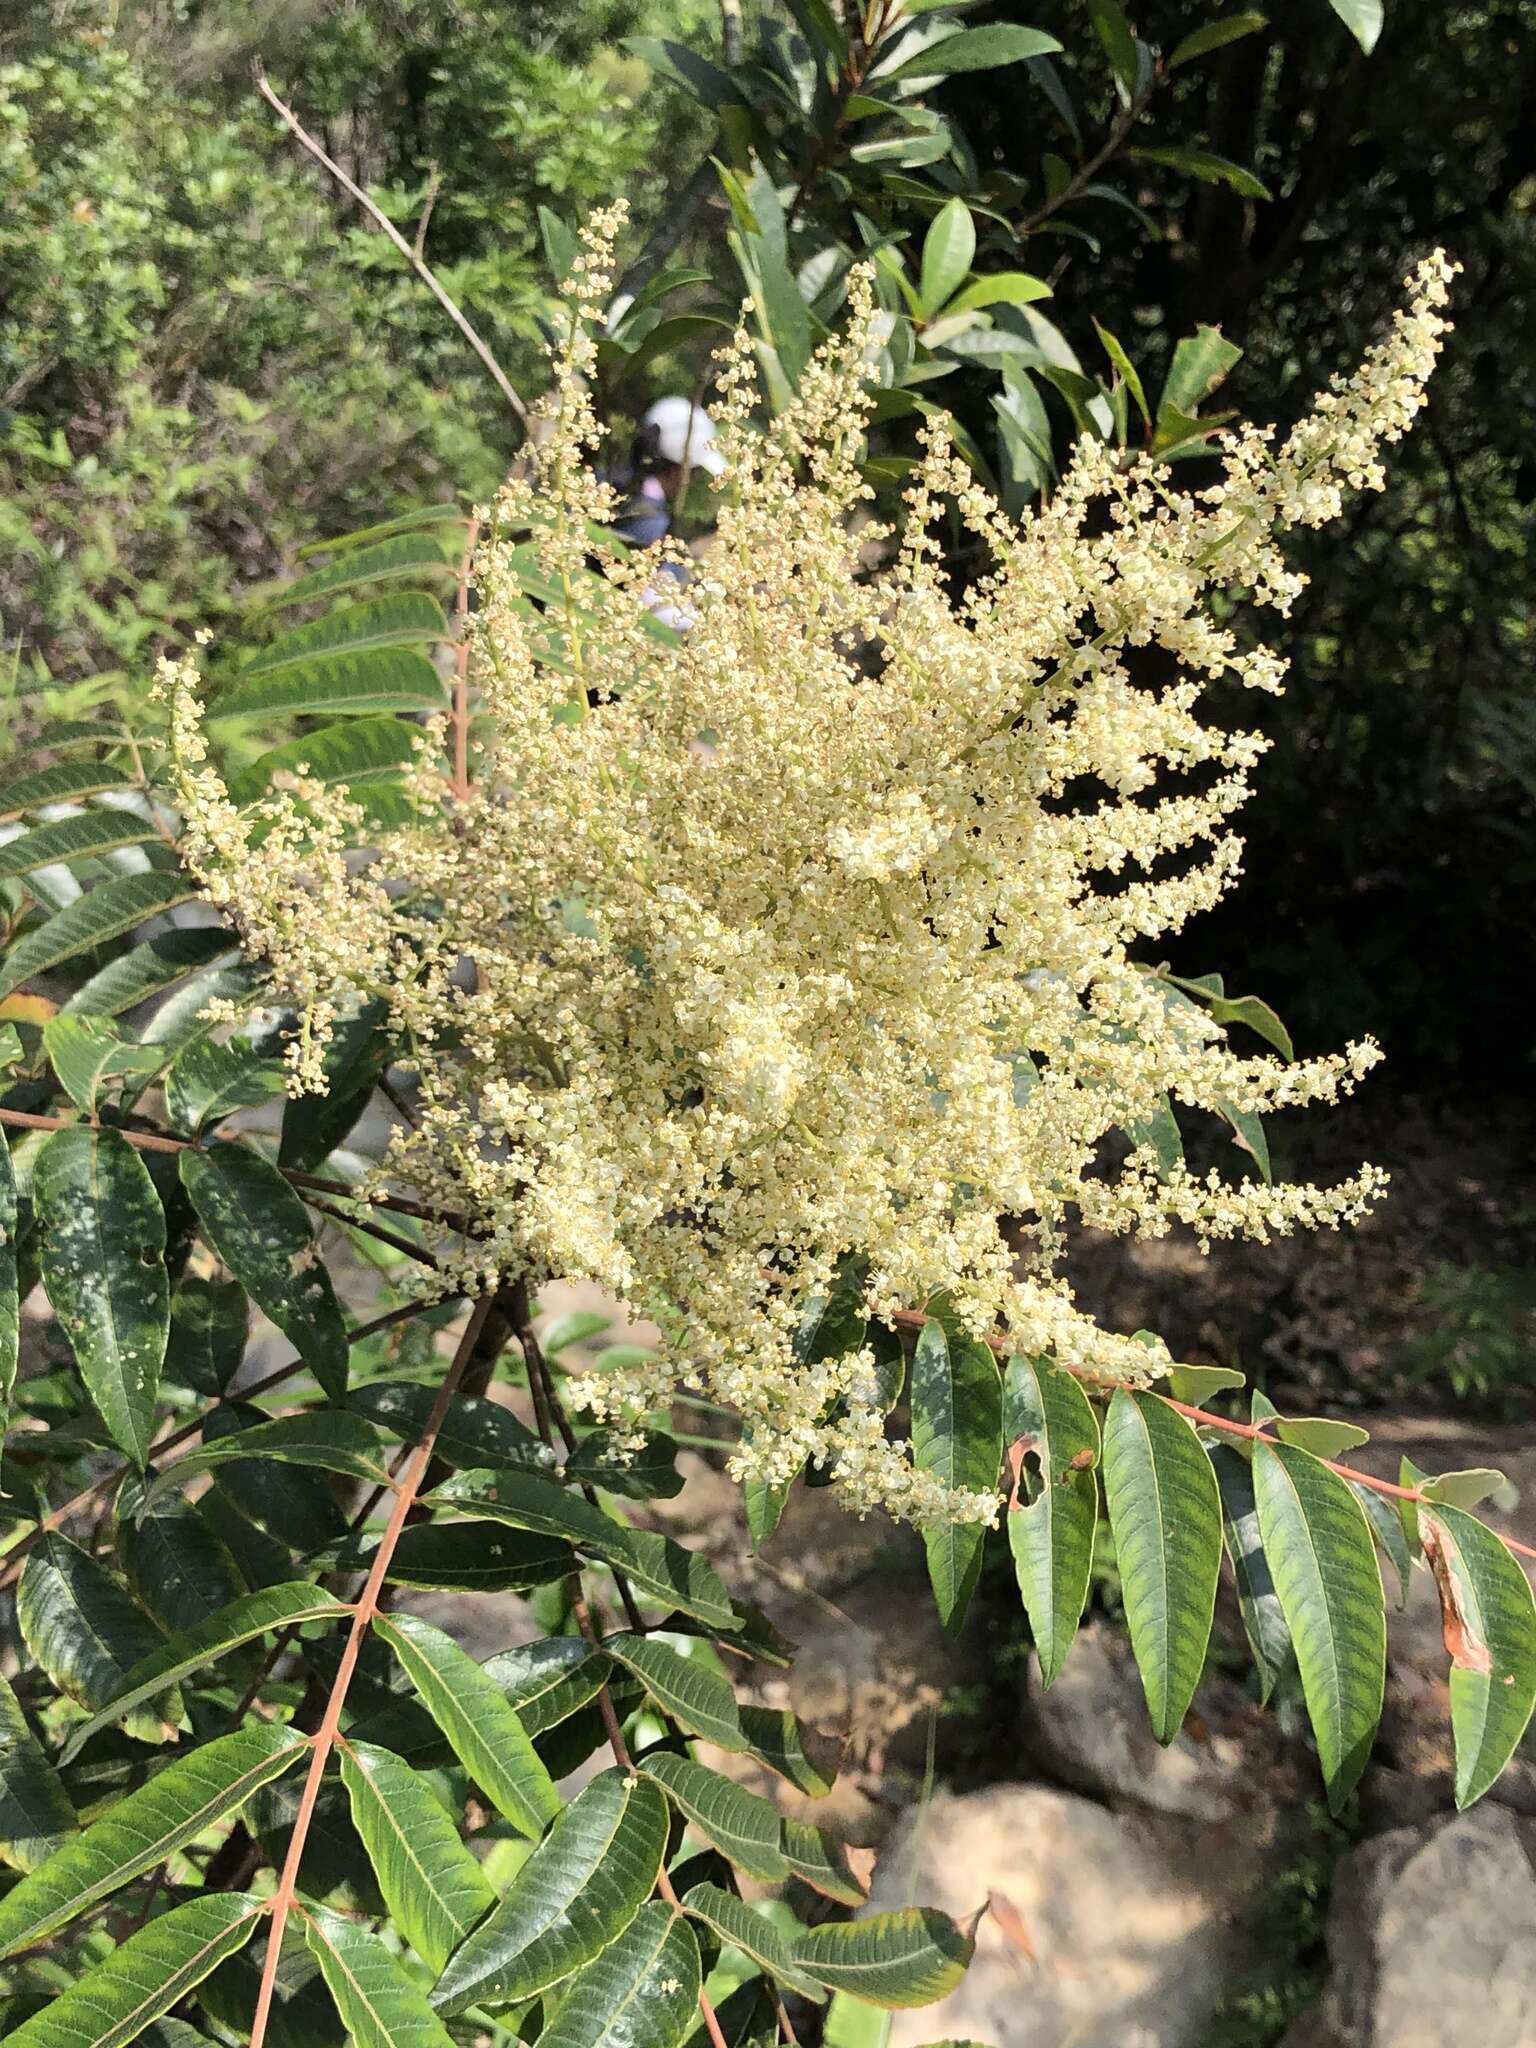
34,1127,168,1467
432,1767,668,2014
738,1705,836,1797
605,1635,744,1750
1211,1444,1292,1704
0,872,197,1004
18,1535,179,1745
1253,1438,1385,1812
338,1742,496,1973
303,1905,458,2048
537,1901,700,2048
911,1314,1002,1635
792,1909,974,2008
0,1726,304,1957
373,1612,560,1840
1420,1501,1536,1808
58,1582,349,1762
4,1893,262,2048
145,1412,391,1506
179,1141,349,1398
431,1467,737,1627
1003,1355,1099,1687
1100,1390,1222,1742
638,1753,787,1880
682,1884,824,2000
0,1674,75,1874
778,1817,867,1905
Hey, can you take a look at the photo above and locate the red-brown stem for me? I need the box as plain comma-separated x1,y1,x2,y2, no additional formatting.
0,1105,470,1232
886,1307,1536,1566
450,517,481,804
246,1294,495,2048
0,1299,443,1592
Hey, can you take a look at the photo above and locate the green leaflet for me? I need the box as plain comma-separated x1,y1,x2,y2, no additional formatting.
18,1535,180,1746
60,929,235,1021
5,1894,262,2048
1100,1389,1222,1743
0,1674,75,1875
373,1613,560,1840
1420,1501,1536,1809
0,1727,304,1956
115,1483,248,1635
145,1411,391,1505
1002,1355,1099,1687
58,1582,350,1762
269,532,455,610
34,1127,169,1467
230,718,421,805
638,1754,787,1880
239,591,448,676
0,810,160,883
303,1906,458,2048
350,1637,606,1762
179,1142,349,1398
919,197,975,320
1210,1444,1291,1705
164,1038,287,1134
605,1635,745,1750
430,1467,738,1627
910,1315,1002,1634
164,1278,248,1398
432,1768,668,2014
565,1429,686,1499
338,1742,496,1973
536,1901,700,2048
1252,1439,1385,1812
0,1129,16,1471
0,871,197,1003
197,1935,346,2048
316,1521,572,1594
792,1909,974,2008
0,761,136,823
207,646,446,726
737,1705,835,1797
681,1884,824,2000
779,1818,866,1905
349,1378,551,1475
42,1017,165,1112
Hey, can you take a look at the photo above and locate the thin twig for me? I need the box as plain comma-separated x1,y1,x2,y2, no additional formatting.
412,166,443,262
252,64,529,428
246,1295,496,2048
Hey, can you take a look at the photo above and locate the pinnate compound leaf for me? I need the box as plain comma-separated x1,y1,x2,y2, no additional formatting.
1252,1438,1385,1812
792,1909,974,2008
1002,1355,1099,1687
433,1468,737,1626
606,1636,745,1750
1100,1390,1222,1743
911,1316,1001,1634
18,1535,179,1745
373,1612,560,1839
0,872,197,1003
5,1894,262,2048
208,647,445,726
681,1885,823,1999
303,1905,458,2048
537,1901,700,2048
638,1754,787,1880
1420,1502,1536,1808
777,1818,866,1905
179,1142,349,1398
0,1727,304,1957
1211,1444,1291,1704
433,1767,668,2014
240,592,447,676
34,1127,168,1466
338,1742,495,1973
58,1582,349,1761
0,1674,75,1874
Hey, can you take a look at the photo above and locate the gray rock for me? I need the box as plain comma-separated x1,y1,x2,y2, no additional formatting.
867,1784,1289,2048
1283,1804,1536,2048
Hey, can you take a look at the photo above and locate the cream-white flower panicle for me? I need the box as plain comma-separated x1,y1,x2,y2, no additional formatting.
168,218,1456,1529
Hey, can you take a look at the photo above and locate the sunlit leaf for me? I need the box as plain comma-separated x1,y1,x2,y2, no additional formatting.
339,1742,496,1972
792,1909,973,2008
1420,1501,1536,1808
1002,1355,1099,1687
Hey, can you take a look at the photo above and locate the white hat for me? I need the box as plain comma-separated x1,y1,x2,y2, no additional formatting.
640,395,727,477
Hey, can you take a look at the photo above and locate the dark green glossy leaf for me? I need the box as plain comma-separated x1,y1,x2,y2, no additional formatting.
17,1534,179,1745
1211,1443,1291,1704
146,1411,391,1504
885,24,1062,77
303,1905,458,2048
792,1909,973,2007
737,1706,835,1797
179,1142,348,1398
566,1430,685,1499
60,929,236,1022
0,872,197,1003
315,1520,572,1593
638,1754,786,1880
0,1674,75,1874
165,1278,247,1397
4,1894,262,2048
1002,1355,1099,1687
681,1885,822,1999
1100,1390,1222,1743
605,1636,744,1750
165,1038,286,1134
339,1741,495,1972
116,1480,248,1635
433,1767,668,2014
1253,1438,1385,1812
536,1901,700,2048
0,1727,304,1956
0,1130,16,1466
373,1612,560,1840
1420,1501,1536,1808
349,1378,550,1475
34,1128,168,1466
778,1817,866,1905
